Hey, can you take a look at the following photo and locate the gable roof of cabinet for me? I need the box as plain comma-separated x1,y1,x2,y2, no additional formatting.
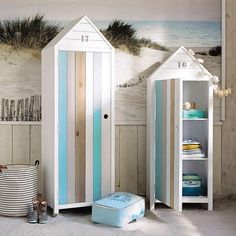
149,46,212,81
43,15,113,50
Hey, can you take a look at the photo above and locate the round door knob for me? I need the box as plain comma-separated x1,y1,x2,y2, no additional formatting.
104,114,109,119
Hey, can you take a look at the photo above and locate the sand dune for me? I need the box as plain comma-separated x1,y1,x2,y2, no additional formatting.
0,44,221,124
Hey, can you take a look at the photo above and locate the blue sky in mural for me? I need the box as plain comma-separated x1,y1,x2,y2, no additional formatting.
0,0,221,47
96,20,221,47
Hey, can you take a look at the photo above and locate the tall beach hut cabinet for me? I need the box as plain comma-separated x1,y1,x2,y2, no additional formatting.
41,16,115,215
147,46,214,212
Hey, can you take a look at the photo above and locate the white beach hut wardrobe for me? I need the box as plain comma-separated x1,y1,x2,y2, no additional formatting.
42,16,114,215
147,46,214,212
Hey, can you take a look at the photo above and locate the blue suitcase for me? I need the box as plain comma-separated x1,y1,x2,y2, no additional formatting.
92,192,145,228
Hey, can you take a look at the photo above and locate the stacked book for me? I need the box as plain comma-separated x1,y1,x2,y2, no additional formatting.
182,139,205,158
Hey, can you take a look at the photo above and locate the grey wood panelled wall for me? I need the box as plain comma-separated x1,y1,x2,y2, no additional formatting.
0,124,42,194
115,124,222,197
222,0,236,197
0,124,222,197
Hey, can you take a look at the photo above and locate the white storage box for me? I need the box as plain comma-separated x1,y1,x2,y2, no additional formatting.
92,192,145,228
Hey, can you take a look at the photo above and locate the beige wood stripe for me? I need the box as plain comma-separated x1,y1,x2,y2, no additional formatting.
213,125,222,197
30,125,42,194
170,80,175,208
115,126,120,192
119,126,138,194
75,52,86,202
67,52,76,204
12,125,30,164
137,126,146,196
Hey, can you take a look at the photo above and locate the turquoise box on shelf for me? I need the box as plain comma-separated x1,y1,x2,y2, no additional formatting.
183,109,206,119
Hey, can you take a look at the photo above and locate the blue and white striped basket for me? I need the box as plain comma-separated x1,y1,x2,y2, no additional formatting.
0,164,38,216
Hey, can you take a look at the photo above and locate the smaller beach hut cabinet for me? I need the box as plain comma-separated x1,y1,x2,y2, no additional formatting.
42,16,115,215
147,46,213,212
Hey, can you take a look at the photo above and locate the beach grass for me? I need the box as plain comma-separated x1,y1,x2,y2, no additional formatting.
209,46,221,56
101,20,168,56
0,16,168,55
196,46,221,57
0,14,61,49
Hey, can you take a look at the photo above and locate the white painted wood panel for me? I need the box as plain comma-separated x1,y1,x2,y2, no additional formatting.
0,125,12,165
85,52,94,202
65,31,103,41
101,53,111,197
12,125,30,164
60,40,109,50
30,125,42,194
72,23,97,33
162,61,201,69
42,46,56,212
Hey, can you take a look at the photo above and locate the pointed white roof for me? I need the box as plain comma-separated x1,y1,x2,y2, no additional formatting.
149,46,212,81
43,15,113,50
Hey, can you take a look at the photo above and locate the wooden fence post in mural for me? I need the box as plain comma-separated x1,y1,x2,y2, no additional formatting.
10,100,15,121
1,98,5,121
5,99,9,121
25,98,29,121
0,96,42,122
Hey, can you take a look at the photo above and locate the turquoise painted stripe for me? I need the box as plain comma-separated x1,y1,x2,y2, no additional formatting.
155,81,163,201
93,53,102,201
58,51,68,205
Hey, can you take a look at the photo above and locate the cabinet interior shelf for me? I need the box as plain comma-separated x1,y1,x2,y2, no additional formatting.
182,157,208,161
182,196,208,203
183,118,208,121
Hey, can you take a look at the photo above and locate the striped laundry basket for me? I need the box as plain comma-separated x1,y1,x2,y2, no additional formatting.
0,162,38,216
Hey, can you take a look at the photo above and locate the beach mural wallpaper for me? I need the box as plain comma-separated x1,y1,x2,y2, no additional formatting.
0,0,222,123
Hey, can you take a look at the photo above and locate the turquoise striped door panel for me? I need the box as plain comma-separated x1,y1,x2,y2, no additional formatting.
58,51,104,205
58,51,68,205
93,53,102,201
155,79,177,208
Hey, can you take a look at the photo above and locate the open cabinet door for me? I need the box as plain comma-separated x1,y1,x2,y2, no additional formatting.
155,79,182,210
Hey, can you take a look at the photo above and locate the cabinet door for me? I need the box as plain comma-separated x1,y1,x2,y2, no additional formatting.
58,50,112,205
155,79,181,210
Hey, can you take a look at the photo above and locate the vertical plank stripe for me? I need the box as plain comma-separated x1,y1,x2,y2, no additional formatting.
162,81,167,203
58,51,68,205
93,53,102,201
67,52,76,203
76,52,86,202
0,125,12,165
165,80,171,205
155,81,163,200
85,52,94,202
101,53,111,197
115,126,120,192
12,126,30,164
170,79,175,208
